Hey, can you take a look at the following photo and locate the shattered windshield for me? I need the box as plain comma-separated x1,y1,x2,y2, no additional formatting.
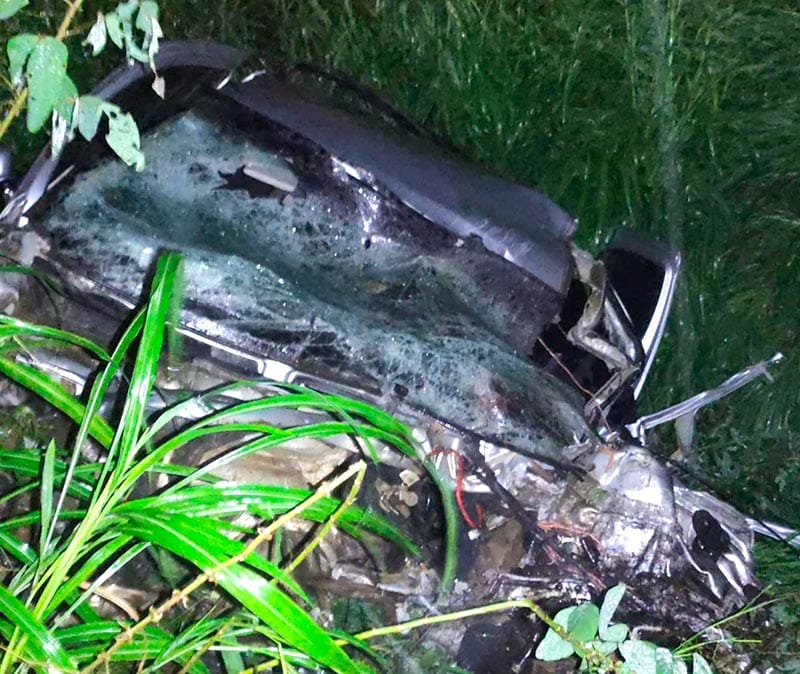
34,98,590,457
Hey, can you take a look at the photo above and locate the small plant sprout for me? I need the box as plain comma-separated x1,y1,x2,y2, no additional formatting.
2,0,162,166
535,584,718,674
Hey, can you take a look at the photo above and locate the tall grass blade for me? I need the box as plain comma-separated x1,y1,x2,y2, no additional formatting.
0,584,76,672
108,253,182,485
113,508,310,602
0,530,36,566
120,483,418,554
220,649,246,674
151,617,230,671
0,450,95,501
118,510,361,674
0,318,110,361
37,439,56,565
59,622,207,672
0,265,61,294
0,358,114,447
50,539,147,626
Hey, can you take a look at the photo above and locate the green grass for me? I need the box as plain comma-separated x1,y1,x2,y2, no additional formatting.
752,540,800,673
0,252,464,673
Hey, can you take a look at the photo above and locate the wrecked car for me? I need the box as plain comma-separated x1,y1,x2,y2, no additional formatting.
0,40,780,668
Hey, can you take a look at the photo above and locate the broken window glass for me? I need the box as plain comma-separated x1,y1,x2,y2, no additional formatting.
33,98,591,459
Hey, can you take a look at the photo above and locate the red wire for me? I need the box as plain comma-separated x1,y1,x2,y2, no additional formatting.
429,447,483,529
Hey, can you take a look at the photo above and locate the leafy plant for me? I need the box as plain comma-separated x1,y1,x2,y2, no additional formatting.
1,0,163,167
0,252,447,673
534,584,717,674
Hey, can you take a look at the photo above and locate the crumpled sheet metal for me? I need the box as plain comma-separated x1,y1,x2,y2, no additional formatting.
228,73,577,294
457,431,759,615
585,443,755,598
384,406,759,616
3,330,758,641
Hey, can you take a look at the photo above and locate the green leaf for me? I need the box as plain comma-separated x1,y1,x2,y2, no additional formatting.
692,654,714,674
52,74,78,155
588,639,620,656
604,623,630,643
599,583,627,642
118,483,419,555
125,40,149,63
54,74,79,121
535,606,576,661
0,447,96,497
76,95,104,140
25,37,68,133
113,510,310,603
0,0,27,20
119,511,361,674
78,308,146,499
137,1,162,67
620,640,658,674
7,33,37,87
84,13,107,56
672,659,688,674
0,265,61,295
0,584,76,671
0,529,36,565
102,105,144,169
56,620,122,646
136,1,159,32
656,647,677,674
39,439,56,560
115,0,138,21
329,630,387,670
0,314,109,360
62,623,202,669
0,358,114,448
105,11,124,48
152,616,230,671
567,603,599,642
49,538,145,622
0,509,87,533
221,649,246,674
105,253,179,485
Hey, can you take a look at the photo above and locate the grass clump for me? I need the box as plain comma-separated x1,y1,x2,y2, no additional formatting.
0,253,446,673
